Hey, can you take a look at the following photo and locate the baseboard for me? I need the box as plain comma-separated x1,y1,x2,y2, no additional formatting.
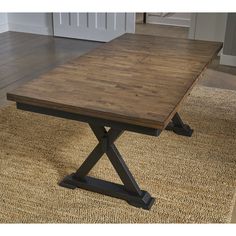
0,24,8,33
146,14,190,27
220,54,236,67
8,23,53,36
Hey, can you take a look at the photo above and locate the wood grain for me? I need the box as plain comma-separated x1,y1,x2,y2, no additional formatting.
7,33,222,129
0,31,101,107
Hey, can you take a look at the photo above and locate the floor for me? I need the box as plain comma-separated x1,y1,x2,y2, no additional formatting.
135,13,189,39
0,31,101,107
136,22,189,39
0,26,236,222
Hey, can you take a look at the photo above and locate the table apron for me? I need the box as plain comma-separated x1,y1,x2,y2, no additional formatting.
16,103,161,137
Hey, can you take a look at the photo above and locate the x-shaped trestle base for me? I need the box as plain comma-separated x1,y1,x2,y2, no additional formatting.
59,124,155,210
16,103,193,211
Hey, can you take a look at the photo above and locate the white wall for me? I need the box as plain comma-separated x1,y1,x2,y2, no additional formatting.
220,13,236,67
53,13,135,42
189,13,227,42
146,13,191,27
0,13,8,33
7,13,53,35
1,12,229,43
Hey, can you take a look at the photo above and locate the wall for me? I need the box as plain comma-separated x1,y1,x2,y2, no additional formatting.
220,13,236,67
146,13,191,27
188,13,227,42
222,14,236,55
0,13,8,33
7,13,53,35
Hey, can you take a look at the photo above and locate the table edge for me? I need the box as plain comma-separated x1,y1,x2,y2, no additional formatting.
6,39,223,131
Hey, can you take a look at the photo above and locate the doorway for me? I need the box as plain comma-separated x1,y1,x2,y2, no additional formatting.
135,13,190,39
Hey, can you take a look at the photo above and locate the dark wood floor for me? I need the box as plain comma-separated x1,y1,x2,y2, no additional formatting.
136,22,189,39
0,31,102,107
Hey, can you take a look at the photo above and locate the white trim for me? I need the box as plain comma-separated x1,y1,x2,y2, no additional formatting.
125,13,135,33
8,23,53,35
146,14,190,27
188,13,197,39
0,23,8,33
220,54,236,67
53,13,134,42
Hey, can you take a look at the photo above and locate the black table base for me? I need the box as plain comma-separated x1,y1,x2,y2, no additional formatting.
16,103,193,210
60,124,155,210
166,113,194,137
60,174,155,210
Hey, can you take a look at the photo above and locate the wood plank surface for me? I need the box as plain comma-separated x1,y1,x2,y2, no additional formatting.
0,31,101,107
7,33,222,129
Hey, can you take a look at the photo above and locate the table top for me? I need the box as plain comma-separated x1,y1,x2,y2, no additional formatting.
7,33,222,130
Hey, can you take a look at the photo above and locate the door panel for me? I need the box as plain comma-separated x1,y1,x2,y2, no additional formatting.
53,13,135,42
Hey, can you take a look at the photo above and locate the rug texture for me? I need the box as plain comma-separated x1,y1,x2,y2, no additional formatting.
0,85,236,223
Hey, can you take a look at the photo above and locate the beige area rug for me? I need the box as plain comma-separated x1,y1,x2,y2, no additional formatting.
0,86,236,223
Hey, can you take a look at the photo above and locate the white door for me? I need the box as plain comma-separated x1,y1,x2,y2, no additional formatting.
53,13,135,42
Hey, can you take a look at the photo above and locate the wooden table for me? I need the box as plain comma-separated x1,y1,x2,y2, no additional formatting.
7,34,222,210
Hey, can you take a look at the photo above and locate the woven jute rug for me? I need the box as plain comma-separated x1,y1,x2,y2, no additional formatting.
0,85,236,223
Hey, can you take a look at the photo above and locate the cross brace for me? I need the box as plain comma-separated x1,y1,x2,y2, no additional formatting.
59,124,155,210
16,102,193,210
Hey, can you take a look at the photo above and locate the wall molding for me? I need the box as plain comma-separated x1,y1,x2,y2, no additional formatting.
147,13,190,27
8,23,53,35
0,23,8,33
188,13,197,39
220,54,236,67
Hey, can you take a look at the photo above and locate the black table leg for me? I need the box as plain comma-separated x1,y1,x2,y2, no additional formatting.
59,124,155,210
166,112,193,137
